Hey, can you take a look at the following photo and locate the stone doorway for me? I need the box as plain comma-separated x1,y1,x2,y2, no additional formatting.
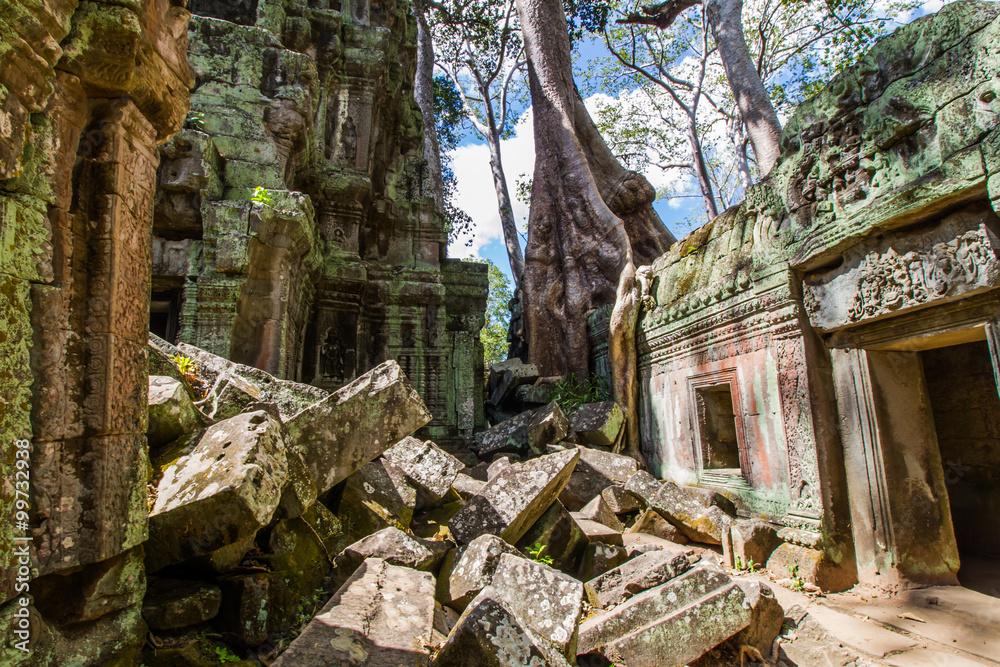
921,340,1000,597
150,288,182,344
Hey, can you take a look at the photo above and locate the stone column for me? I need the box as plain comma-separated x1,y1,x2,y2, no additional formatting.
985,317,1000,400
831,347,960,589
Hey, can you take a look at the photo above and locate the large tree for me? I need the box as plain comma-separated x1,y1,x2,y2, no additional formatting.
621,0,783,174
516,0,675,462
428,0,528,286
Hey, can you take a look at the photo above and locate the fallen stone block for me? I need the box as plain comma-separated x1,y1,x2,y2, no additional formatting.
514,501,589,574
473,401,569,458
584,548,693,608
272,558,436,667
568,401,624,448
559,447,639,511
765,542,856,593
490,553,583,659
514,380,558,406
575,518,624,547
215,573,269,647
286,360,432,494
335,527,451,580
601,485,642,515
440,535,523,611
264,502,346,634
624,472,733,545
382,436,465,507
277,446,318,520
734,579,784,656
578,543,629,582
450,449,580,545
578,563,751,667
487,456,514,480
338,459,417,539
432,586,572,667
147,375,205,448
141,580,222,632
623,532,699,560
178,342,328,419
488,357,540,406
147,410,288,572
625,508,689,544
683,485,739,516
573,495,624,532
727,519,781,570
451,472,486,500
188,533,256,574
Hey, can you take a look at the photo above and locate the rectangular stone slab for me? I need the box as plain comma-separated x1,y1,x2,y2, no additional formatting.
584,548,693,609
489,553,583,658
579,563,750,666
431,586,572,667
272,558,435,667
449,449,580,545
147,410,288,572
286,360,432,494
382,436,465,503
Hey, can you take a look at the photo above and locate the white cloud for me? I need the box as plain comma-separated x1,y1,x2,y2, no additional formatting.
446,111,535,259
446,92,691,258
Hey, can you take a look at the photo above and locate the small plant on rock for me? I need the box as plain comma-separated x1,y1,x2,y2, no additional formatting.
251,186,273,205
789,564,806,592
526,542,554,566
214,646,240,663
551,372,610,414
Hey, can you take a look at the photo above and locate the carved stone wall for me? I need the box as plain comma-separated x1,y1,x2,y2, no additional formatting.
153,0,487,447
0,0,191,663
638,1,1000,591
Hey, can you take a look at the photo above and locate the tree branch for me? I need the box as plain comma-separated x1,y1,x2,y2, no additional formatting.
617,0,699,30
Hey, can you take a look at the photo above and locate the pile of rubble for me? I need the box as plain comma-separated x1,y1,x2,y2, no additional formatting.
142,343,785,666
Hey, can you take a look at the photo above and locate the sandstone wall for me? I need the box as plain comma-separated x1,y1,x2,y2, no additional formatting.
0,0,192,663
637,1,1000,590
153,0,488,447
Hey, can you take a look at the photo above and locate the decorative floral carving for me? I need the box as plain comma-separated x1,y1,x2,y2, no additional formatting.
847,229,994,321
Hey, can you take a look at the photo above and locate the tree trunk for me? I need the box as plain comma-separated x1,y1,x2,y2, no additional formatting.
515,0,675,374
484,112,526,287
415,3,445,210
609,262,647,468
686,113,718,219
705,0,782,175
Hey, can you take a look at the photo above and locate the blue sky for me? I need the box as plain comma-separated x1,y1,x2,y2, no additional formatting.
444,1,947,287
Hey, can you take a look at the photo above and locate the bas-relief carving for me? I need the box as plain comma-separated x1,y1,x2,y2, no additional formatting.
803,210,1000,331
636,4,1000,569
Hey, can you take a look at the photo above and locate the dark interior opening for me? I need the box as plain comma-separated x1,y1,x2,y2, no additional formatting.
150,290,182,344
922,339,1000,596
189,0,260,25
697,385,741,473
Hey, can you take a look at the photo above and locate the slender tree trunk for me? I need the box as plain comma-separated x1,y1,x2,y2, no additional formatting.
705,0,782,175
415,3,445,210
516,0,674,462
686,113,718,219
485,121,526,287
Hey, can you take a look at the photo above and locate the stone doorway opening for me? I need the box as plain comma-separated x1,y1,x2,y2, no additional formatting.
150,288,182,344
922,340,1000,598
697,385,741,474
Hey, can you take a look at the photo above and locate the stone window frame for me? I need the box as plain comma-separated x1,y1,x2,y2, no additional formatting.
687,369,753,486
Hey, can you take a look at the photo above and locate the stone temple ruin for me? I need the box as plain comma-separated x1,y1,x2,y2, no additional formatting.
152,0,488,447
636,0,1000,593
1,0,1000,665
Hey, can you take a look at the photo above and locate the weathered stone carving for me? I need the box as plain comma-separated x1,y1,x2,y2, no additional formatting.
152,0,488,449
0,0,191,662
636,1,1000,591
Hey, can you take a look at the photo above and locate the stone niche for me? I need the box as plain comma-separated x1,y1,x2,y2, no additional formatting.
152,0,488,447
638,1,1000,592
0,0,192,663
